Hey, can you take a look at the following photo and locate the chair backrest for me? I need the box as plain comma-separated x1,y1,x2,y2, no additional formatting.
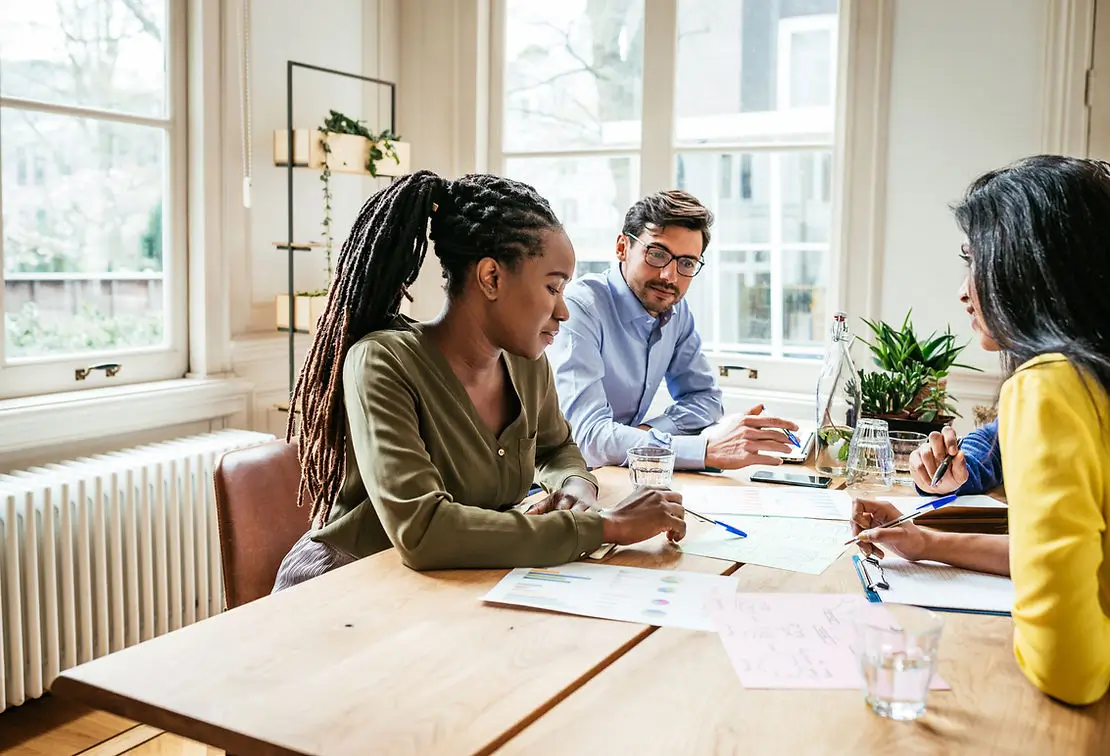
214,439,308,609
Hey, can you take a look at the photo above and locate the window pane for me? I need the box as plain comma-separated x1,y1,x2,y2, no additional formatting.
2,109,166,359
783,249,827,347
677,151,771,244
0,1,168,117
503,156,640,277
782,150,833,243
674,0,837,143
503,0,644,152
720,250,771,346
676,150,831,355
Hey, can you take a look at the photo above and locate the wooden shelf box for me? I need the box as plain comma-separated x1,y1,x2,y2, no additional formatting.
275,293,328,334
272,129,411,177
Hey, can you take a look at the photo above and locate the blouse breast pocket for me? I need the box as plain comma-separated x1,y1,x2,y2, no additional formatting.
513,433,538,501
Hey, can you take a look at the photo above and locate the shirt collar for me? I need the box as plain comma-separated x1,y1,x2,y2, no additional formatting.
605,261,674,327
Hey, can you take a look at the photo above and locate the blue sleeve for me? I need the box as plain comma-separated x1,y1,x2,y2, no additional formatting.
914,420,1003,496
640,306,724,435
549,295,707,470
956,419,1003,495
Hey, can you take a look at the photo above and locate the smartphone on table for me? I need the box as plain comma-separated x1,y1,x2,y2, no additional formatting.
750,469,833,489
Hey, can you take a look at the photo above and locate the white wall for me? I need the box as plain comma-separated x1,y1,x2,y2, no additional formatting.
227,0,400,433
398,0,489,318
879,0,1046,374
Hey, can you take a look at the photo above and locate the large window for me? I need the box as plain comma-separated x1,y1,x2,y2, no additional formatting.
494,0,839,367
0,0,187,398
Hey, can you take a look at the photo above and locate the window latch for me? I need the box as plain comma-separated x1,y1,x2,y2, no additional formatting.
75,362,122,381
718,364,758,380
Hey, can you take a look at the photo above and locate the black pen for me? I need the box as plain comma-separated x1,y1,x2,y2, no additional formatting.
929,437,965,488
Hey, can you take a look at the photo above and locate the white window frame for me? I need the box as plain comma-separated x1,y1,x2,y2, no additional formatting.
489,0,888,396
0,0,189,400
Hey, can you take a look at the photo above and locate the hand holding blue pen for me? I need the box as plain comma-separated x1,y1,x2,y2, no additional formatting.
687,508,748,538
844,493,959,545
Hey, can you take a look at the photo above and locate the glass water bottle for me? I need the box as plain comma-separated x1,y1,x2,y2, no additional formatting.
815,311,861,476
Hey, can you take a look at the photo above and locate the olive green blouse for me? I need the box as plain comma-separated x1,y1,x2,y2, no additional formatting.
312,319,604,570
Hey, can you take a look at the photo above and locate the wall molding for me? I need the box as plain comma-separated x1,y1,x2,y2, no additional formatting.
1041,0,1096,156
187,0,234,376
832,0,895,326
0,378,252,456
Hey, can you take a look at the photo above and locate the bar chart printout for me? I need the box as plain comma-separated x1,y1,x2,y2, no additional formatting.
481,562,738,631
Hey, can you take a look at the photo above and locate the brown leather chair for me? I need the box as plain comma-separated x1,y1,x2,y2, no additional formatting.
214,439,310,609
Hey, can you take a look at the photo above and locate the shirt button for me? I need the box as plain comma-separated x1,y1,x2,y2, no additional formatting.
498,448,505,457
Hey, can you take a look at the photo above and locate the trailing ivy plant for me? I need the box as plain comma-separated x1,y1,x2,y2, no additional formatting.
316,109,403,283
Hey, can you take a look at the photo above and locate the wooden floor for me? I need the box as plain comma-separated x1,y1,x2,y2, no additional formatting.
0,696,221,756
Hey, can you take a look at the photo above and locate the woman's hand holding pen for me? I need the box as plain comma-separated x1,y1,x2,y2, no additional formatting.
910,426,968,494
851,498,932,562
601,487,687,545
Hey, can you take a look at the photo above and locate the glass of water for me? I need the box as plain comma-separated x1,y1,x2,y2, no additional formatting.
856,604,945,721
627,446,676,487
889,431,928,486
845,418,895,489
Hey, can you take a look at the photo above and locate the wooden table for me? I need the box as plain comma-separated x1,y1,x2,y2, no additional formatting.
498,557,1110,755
50,469,732,756
51,468,1110,755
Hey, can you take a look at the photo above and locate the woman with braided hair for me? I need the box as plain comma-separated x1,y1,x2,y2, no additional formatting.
273,170,686,587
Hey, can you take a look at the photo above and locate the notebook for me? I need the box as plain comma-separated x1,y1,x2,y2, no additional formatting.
878,494,1009,534
852,554,1013,616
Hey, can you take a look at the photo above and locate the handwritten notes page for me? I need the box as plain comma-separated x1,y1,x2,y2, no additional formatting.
481,563,738,631
876,557,1014,613
680,485,852,521
681,516,851,575
709,593,950,690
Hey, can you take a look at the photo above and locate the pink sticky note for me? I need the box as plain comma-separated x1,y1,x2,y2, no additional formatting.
708,593,950,690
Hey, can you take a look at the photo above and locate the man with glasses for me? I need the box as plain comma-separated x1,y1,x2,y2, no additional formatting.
549,190,797,470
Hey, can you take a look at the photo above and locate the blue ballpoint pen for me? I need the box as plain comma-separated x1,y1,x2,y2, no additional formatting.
784,429,802,447
687,509,748,538
844,493,959,545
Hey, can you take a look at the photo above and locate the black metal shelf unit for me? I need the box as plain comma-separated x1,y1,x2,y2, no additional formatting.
282,60,397,400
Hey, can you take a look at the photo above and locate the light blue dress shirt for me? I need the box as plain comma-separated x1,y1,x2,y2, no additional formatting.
549,263,724,469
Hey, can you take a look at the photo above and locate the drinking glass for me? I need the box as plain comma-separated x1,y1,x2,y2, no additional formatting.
856,604,945,721
845,418,895,489
889,431,928,486
627,446,676,487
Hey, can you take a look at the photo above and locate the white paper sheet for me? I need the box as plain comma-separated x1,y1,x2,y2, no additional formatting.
872,557,1014,613
680,484,853,521
481,562,738,631
680,516,851,575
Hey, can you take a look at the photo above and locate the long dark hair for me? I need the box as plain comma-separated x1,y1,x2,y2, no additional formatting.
953,155,1110,405
290,170,561,524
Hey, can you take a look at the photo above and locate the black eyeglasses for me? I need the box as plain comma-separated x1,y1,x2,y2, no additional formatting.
626,233,705,277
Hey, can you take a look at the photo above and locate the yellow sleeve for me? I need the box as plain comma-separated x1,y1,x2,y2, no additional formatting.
999,359,1110,705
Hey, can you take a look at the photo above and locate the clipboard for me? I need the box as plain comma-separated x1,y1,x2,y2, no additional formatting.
852,554,1012,617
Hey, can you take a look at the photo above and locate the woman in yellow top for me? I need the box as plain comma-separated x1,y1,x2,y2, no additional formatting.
852,155,1110,706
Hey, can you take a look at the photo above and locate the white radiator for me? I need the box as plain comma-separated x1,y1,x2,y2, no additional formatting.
0,428,275,713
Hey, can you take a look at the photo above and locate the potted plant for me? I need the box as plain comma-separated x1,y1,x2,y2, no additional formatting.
847,310,980,434
274,110,405,334
316,109,403,268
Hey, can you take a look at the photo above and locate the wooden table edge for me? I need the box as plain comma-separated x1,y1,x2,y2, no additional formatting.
51,674,308,756
475,560,743,755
